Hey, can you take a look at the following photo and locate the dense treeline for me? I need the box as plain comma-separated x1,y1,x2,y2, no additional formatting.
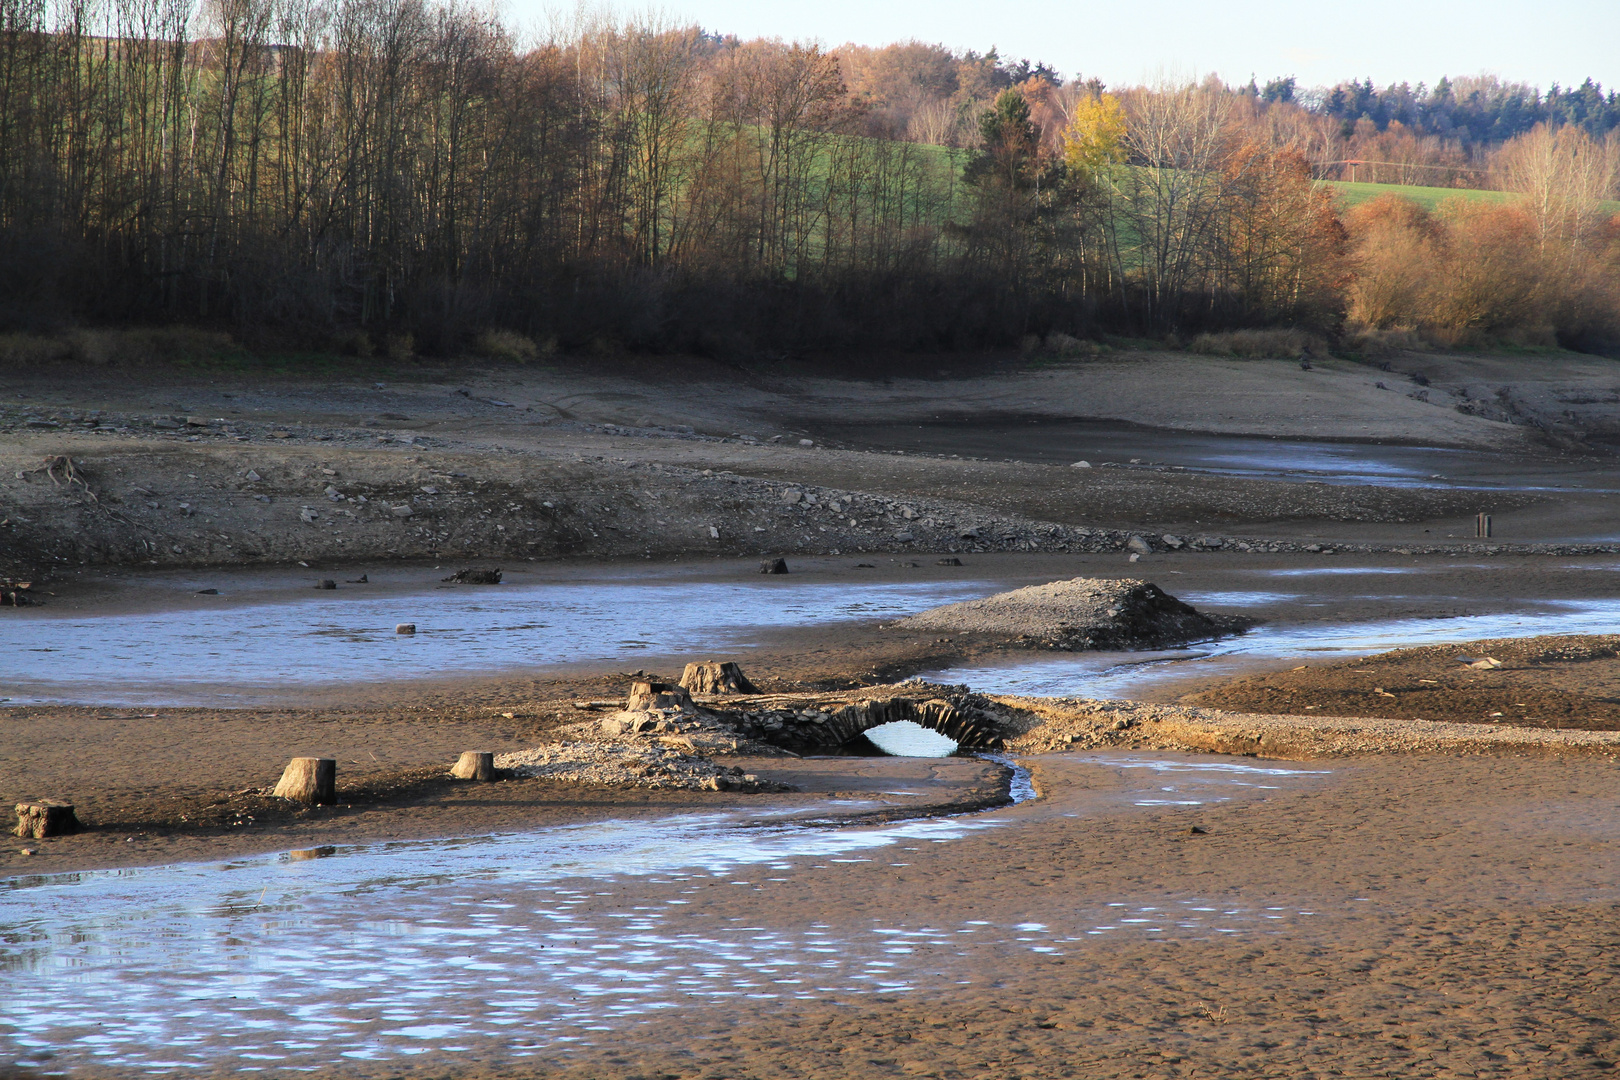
0,1,1616,357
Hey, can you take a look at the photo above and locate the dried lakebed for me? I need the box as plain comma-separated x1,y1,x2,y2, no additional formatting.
0,753,1329,1075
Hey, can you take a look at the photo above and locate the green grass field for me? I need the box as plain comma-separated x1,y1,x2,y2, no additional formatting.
1323,178,1620,218
1321,179,1516,211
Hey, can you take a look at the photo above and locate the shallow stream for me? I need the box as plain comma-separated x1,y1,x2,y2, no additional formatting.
0,576,989,706
0,754,1328,1073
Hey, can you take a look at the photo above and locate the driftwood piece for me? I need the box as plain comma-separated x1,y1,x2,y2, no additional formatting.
679,661,759,695
450,751,496,781
32,455,97,502
273,757,336,804
15,800,80,838
626,680,694,712
443,568,502,584
0,580,36,607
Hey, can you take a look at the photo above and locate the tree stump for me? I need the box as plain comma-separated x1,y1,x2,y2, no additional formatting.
14,800,80,839
679,661,759,695
626,680,694,712
451,751,496,781
273,758,336,804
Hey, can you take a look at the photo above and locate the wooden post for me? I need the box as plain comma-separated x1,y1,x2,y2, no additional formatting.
14,800,80,839
450,751,495,781
679,661,760,695
273,758,336,804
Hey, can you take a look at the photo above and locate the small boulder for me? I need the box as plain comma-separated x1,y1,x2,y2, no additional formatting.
1126,535,1153,556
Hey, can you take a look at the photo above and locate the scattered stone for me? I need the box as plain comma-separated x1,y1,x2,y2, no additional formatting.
14,800,80,839
1072,461,1092,468
1126,535,1154,556
937,557,963,566
299,507,319,523
1161,534,1185,549
497,742,781,792
760,557,789,575
389,504,413,517
443,568,502,584
781,489,803,504
346,574,368,583
798,439,814,447
244,470,261,482
680,661,760,695
196,588,218,595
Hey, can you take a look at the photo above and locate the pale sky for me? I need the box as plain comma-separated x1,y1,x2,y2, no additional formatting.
518,0,1620,93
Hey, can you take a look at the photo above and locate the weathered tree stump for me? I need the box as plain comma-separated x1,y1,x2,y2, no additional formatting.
450,751,496,781
14,800,80,838
626,680,694,712
679,661,759,695
273,757,336,804
759,558,789,575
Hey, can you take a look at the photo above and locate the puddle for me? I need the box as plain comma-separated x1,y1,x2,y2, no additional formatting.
0,753,1321,1072
813,418,1618,493
0,578,992,706
930,596,1620,699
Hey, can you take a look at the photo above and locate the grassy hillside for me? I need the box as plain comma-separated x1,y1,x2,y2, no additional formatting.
1324,178,1620,217
1322,179,1516,211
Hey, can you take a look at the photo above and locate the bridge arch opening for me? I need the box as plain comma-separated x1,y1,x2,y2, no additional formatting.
859,720,960,757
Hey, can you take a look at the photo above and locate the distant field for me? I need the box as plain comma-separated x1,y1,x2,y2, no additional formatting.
1323,178,1620,217
1322,179,1517,211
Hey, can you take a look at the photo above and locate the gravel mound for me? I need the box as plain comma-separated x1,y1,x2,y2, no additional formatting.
495,741,782,791
895,577,1240,650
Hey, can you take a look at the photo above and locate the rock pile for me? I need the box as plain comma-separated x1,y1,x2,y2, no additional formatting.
496,742,782,791
895,577,1246,650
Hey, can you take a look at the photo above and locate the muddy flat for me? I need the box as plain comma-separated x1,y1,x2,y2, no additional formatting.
9,752,1616,1078
6,348,1620,1078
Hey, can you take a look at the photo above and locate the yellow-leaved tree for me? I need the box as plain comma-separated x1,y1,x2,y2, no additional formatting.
1061,93,1128,183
